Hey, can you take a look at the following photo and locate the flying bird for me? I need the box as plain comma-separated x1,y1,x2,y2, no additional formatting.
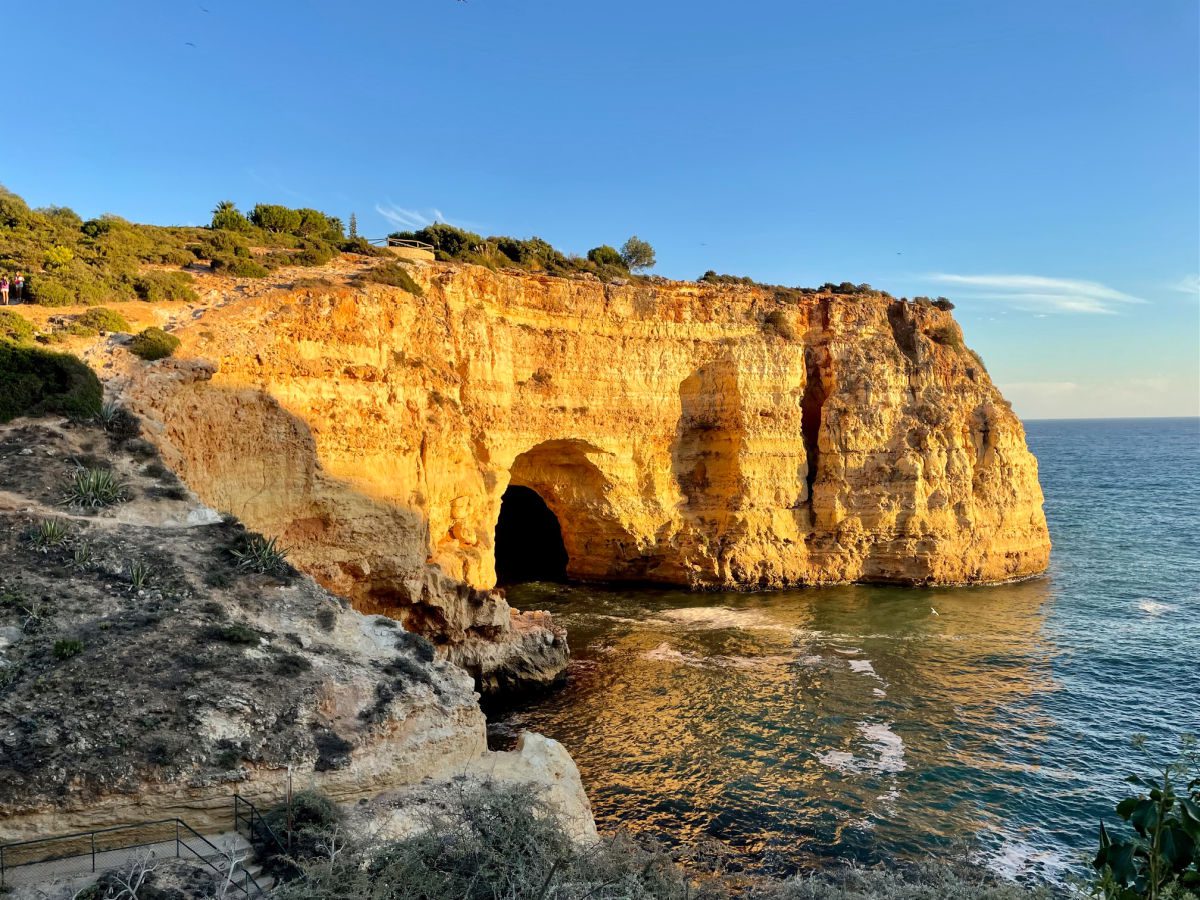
930,607,939,615
185,41,197,47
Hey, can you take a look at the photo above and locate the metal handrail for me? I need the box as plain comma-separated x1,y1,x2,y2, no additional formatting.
1,818,179,883
233,794,288,857
174,818,264,898
0,806,269,896
376,237,434,251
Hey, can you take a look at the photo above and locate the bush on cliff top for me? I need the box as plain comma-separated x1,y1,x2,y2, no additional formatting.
356,261,424,296
0,342,103,422
134,270,197,302
0,309,35,343
129,327,181,361
74,307,130,334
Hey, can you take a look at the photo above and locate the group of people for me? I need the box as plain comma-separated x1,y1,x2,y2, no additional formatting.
0,273,24,304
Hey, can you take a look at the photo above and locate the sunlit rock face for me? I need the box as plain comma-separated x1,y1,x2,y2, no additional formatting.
124,263,1049,688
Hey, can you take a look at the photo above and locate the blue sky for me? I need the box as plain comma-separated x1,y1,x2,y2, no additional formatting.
3,0,1197,418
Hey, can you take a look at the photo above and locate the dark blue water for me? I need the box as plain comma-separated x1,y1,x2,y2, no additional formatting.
495,418,1200,881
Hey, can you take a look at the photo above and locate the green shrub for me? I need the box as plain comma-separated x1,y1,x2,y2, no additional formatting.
358,261,423,295
1092,736,1200,899
392,223,483,257
339,236,387,257
63,467,128,508
24,279,75,307
75,307,130,333
0,310,34,343
133,271,197,302
211,256,269,278
214,623,260,644
764,309,796,340
0,342,103,422
933,296,956,311
293,242,336,267
53,639,84,660
586,244,626,268
257,790,343,880
129,327,181,361
928,324,961,348
210,200,252,232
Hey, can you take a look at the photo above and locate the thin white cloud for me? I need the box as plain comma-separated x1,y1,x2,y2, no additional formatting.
928,273,1145,315
1170,274,1200,297
374,203,450,231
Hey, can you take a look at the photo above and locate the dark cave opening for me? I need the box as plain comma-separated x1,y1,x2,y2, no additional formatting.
494,485,569,585
801,348,827,505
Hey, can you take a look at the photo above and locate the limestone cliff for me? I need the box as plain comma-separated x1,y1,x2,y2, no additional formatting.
118,260,1049,687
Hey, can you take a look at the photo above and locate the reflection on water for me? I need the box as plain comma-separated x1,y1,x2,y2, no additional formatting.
495,578,1060,876
492,419,1200,882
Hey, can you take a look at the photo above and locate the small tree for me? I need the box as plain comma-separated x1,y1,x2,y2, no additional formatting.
348,212,357,239
250,204,302,234
586,245,625,268
211,200,251,232
619,235,655,272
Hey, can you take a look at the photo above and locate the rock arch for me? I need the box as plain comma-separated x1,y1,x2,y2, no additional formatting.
497,439,640,584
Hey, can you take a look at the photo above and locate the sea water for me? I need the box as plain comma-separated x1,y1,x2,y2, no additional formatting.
493,418,1200,881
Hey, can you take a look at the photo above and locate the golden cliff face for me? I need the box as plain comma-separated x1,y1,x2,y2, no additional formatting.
123,262,1049,683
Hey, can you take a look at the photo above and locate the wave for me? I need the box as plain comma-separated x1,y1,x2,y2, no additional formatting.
640,642,794,671
1137,599,1175,615
817,722,907,774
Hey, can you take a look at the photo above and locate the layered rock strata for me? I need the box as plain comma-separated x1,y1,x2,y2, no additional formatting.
119,262,1049,688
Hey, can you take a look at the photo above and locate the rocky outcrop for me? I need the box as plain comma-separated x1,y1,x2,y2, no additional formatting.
119,261,1049,688
0,419,590,840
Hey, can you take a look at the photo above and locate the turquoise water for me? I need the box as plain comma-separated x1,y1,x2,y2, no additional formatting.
493,418,1200,881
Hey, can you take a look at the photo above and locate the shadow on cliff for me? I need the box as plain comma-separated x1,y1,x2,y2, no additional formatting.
130,370,502,645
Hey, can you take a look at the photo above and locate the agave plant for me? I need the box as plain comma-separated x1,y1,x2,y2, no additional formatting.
96,400,122,430
69,540,94,571
231,534,289,574
126,559,154,592
26,518,71,550
63,467,128,508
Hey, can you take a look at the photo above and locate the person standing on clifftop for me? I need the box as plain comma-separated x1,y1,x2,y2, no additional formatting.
0,276,9,305
13,273,23,302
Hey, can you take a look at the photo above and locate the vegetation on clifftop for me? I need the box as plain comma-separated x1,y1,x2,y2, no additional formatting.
388,222,645,283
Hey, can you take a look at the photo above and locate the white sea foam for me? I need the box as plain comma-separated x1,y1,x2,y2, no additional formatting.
858,723,906,773
980,837,1073,884
1137,599,1175,615
640,642,792,671
847,659,877,677
818,723,907,775
656,606,796,634
872,687,887,698
817,750,860,773
833,647,862,656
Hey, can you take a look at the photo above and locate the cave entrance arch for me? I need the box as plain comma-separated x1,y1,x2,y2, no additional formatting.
493,439,635,586
494,485,568,584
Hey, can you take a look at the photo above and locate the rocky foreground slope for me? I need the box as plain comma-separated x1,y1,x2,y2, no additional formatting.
0,416,591,840
103,259,1048,689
